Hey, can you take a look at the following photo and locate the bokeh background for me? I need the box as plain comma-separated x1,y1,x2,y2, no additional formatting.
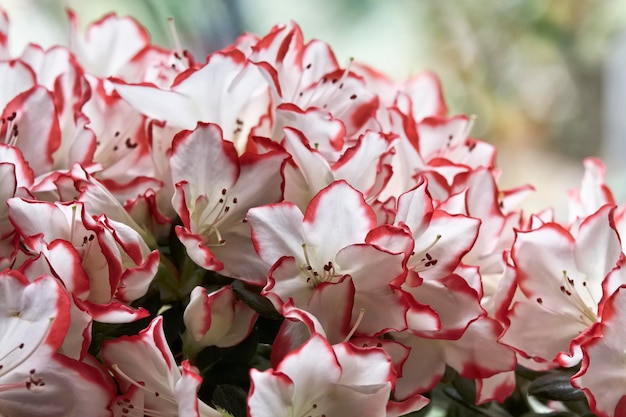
5,0,626,219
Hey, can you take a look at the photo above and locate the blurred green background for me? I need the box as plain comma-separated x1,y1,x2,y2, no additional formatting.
5,0,626,216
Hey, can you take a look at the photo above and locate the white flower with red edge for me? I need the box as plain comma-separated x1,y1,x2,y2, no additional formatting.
102,316,221,417
0,270,113,416
248,180,425,341
501,204,623,367
170,122,288,283
183,285,258,349
248,333,402,417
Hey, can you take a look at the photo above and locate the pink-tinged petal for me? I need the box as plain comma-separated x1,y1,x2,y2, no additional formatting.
116,249,159,303
248,202,305,266
270,302,325,366
416,115,469,160
264,256,314,309
209,222,271,284
602,261,626,310
386,393,430,417
350,336,411,378
405,296,441,333
295,70,378,137
117,50,270,142
395,177,433,237
102,316,182,415
175,226,223,271
173,51,269,137
307,275,354,344
392,334,446,397
568,157,615,223
282,127,334,202
68,11,149,77
406,273,483,339
366,224,415,260
278,334,342,399
512,224,583,316
8,198,71,244
444,316,516,379
82,299,150,323
0,349,114,417
184,285,258,348
248,369,294,417
0,7,8,59
303,180,376,260
175,361,220,417
113,82,198,127
32,239,91,298
0,272,70,362
0,60,35,111
411,211,480,281
185,286,221,341
273,104,345,159
572,286,626,417
170,123,239,202
399,71,448,121
574,204,621,291
475,371,516,404
321,383,392,417
332,130,392,196
335,245,409,335
223,149,288,223
0,145,34,188
61,297,92,360
500,300,586,363
3,86,61,175
334,342,395,386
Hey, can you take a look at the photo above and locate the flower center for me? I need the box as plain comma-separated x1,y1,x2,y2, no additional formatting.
297,57,355,114
300,243,342,287
408,234,442,273
2,111,18,147
558,270,598,325
0,368,45,394
194,187,238,246
111,364,178,406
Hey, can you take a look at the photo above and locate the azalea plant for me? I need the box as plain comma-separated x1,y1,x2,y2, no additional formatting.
1,7,624,417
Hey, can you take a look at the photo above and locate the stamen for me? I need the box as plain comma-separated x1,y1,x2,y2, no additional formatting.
559,270,597,325
0,318,53,378
290,62,313,102
317,57,355,109
3,112,18,146
111,364,177,406
69,205,78,244
343,308,366,342
167,17,183,58
195,189,237,246
297,402,319,417
409,234,442,272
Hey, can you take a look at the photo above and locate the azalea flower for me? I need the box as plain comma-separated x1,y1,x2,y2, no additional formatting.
102,316,222,417
247,180,425,340
183,285,258,351
572,284,626,417
170,122,288,283
8,198,158,323
0,271,113,416
501,204,623,367
248,333,409,417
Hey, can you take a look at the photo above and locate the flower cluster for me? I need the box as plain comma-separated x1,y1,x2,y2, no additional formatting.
0,7,624,417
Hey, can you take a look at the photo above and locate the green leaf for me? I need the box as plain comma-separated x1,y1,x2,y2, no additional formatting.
528,372,586,401
211,385,248,417
231,280,283,320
